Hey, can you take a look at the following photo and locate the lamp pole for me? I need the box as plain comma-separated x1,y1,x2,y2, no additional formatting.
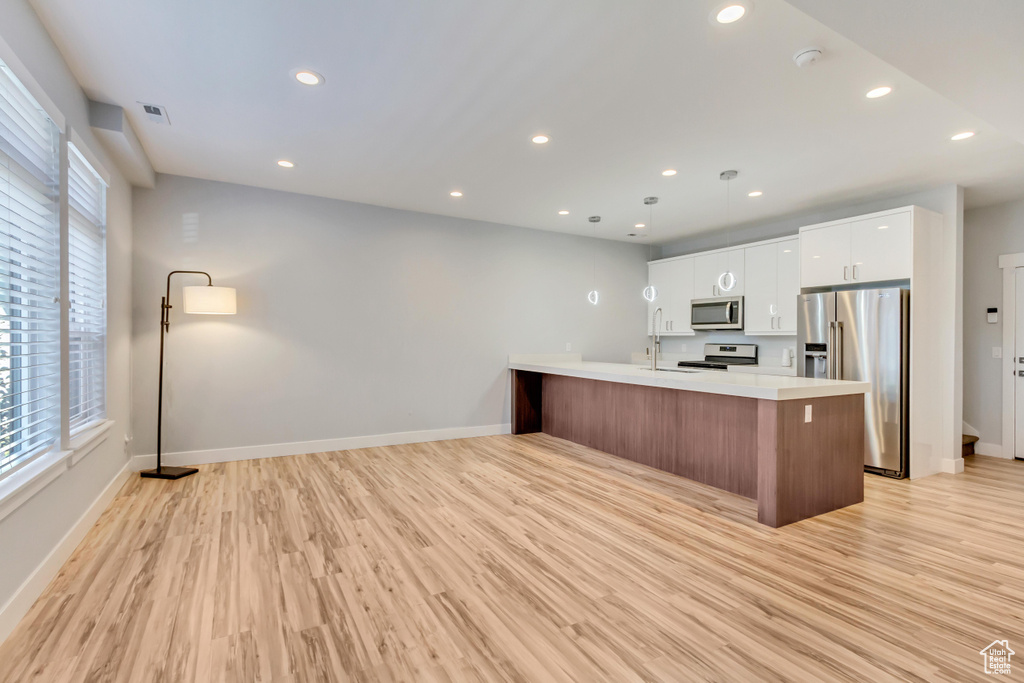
140,271,212,480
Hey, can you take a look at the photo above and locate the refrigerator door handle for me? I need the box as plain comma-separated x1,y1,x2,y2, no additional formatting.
835,321,844,379
827,321,835,379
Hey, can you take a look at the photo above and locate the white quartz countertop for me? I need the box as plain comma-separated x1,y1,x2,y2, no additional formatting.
508,355,868,401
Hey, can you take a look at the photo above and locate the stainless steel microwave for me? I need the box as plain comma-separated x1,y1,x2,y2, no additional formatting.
690,296,744,330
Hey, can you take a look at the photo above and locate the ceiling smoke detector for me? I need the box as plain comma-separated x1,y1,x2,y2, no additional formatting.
793,47,823,68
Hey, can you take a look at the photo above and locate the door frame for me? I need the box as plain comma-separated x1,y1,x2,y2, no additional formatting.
998,252,1024,460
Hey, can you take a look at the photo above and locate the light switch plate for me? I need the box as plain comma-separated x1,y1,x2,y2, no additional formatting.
993,347,1003,359
804,405,812,423
565,343,571,352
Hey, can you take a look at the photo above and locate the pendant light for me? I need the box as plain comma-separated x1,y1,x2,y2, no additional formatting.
718,170,738,293
642,196,659,302
587,215,600,305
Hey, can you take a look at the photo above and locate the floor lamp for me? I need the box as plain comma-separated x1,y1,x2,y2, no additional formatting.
140,270,237,480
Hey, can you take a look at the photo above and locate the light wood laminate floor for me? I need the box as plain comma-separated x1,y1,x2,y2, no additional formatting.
2,434,1023,682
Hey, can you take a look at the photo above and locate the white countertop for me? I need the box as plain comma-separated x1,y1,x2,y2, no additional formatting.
728,364,798,377
508,355,868,401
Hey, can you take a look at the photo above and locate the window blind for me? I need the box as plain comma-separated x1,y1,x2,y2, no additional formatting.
0,59,61,476
67,143,106,432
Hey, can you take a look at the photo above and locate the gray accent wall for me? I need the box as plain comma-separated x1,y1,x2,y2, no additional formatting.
963,196,1024,449
131,174,650,455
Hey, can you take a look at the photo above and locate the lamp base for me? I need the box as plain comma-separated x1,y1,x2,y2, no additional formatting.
140,466,199,480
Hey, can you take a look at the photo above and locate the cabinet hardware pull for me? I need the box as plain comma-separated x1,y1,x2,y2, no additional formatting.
853,264,859,280
771,316,775,330
844,266,849,280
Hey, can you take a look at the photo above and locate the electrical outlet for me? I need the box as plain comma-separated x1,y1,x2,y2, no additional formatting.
680,344,687,352
565,343,572,352
804,405,812,423
993,347,1003,359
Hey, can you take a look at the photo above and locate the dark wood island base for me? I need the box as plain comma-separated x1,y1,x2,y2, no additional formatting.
511,370,865,527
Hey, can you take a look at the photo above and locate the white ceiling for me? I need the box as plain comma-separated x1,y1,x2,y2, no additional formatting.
29,0,1024,243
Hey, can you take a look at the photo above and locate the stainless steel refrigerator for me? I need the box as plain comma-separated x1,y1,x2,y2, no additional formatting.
797,288,909,478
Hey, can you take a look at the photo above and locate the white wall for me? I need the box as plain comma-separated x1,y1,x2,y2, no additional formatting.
0,0,132,637
963,196,1024,453
131,174,649,457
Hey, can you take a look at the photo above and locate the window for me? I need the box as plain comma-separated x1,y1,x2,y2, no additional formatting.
67,144,106,432
0,59,62,476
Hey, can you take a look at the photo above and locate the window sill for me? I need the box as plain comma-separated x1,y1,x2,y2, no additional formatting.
0,419,115,524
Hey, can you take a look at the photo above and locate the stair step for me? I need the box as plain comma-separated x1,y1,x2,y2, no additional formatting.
963,434,979,457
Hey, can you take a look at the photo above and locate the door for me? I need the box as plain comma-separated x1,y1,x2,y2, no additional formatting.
801,223,851,287
743,243,777,334
796,293,832,379
850,211,912,283
776,239,799,332
693,253,720,299
666,257,694,334
836,288,907,474
1017,269,1024,458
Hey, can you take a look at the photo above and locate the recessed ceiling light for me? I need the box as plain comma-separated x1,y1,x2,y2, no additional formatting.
532,135,549,144
662,169,677,176
294,70,324,86
748,191,763,197
635,223,646,228
782,249,792,253
877,225,889,230
558,210,569,215
866,86,892,99
715,4,747,23
812,255,821,259
277,160,294,168
450,191,463,197
951,131,975,141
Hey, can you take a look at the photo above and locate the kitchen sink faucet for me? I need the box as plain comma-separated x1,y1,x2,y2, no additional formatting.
651,307,662,371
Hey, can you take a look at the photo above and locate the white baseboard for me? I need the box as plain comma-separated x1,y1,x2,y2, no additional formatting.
940,456,965,474
976,441,1010,459
132,423,513,471
0,460,132,645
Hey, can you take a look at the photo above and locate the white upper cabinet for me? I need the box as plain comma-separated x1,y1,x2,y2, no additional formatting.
743,238,799,335
800,222,852,288
850,211,912,283
647,257,694,336
694,248,744,299
776,239,799,333
800,210,912,287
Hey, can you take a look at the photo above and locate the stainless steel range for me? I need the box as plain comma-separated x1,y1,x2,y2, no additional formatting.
676,344,758,371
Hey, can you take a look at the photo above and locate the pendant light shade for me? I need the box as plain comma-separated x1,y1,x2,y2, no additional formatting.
642,196,659,302
719,170,738,292
183,285,237,315
587,215,601,305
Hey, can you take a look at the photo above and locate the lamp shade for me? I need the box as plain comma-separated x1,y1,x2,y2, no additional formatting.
182,286,236,315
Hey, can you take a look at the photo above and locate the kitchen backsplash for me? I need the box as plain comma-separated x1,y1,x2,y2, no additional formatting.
641,331,797,368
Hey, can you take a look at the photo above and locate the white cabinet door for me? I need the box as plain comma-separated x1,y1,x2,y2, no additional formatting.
666,257,694,334
646,261,672,335
694,249,744,298
776,239,799,333
743,243,777,334
801,223,851,287
851,211,912,283
693,253,720,299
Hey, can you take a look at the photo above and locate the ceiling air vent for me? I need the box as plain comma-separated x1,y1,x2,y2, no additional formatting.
139,103,170,125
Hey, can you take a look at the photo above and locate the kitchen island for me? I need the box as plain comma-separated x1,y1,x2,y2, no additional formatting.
509,354,871,527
